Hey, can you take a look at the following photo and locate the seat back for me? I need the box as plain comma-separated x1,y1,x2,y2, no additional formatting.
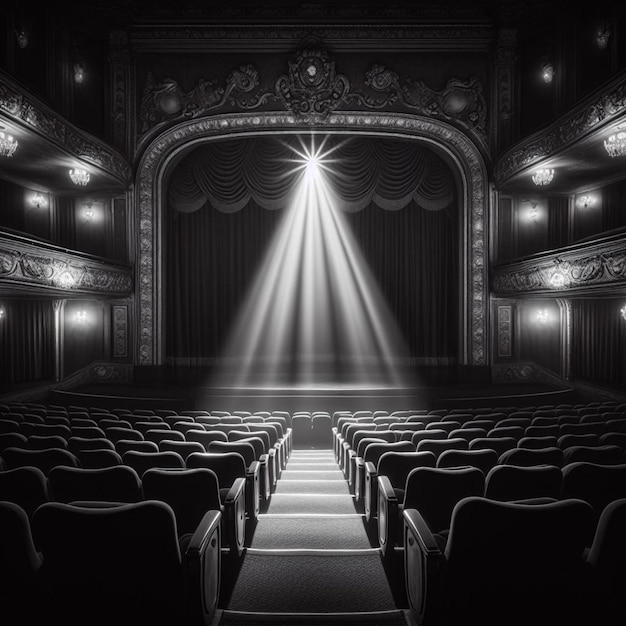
363,440,415,469
468,436,517,457
404,466,485,533
437,448,499,474
121,450,185,477
142,467,222,536
562,444,624,466
498,446,564,467
186,429,228,450
48,465,143,503
484,464,562,501
585,497,626,624
159,440,206,461
0,501,43,623
378,450,437,492
416,437,468,459
560,461,626,520
0,446,79,474
0,466,50,519
443,496,595,625
32,500,185,624
76,448,124,468
186,451,247,490
208,440,256,467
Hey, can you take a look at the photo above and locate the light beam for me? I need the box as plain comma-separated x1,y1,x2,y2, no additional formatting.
211,135,413,391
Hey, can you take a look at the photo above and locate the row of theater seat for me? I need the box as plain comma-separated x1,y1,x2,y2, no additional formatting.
331,410,626,626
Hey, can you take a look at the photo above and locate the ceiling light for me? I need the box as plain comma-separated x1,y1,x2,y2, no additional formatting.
0,131,18,157
69,168,90,186
532,168,554,186
604,132,626,158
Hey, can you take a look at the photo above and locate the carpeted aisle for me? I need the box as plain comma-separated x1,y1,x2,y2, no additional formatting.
214,449,413,625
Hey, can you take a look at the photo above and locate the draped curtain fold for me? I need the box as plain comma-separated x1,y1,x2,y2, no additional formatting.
0,300,55,389
168,136,455,214
570,299,626,389
166,135,458,365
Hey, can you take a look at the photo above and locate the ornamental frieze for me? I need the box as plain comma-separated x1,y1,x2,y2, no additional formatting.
492,237,626,295
495,72,626,183
0,72,131,184
0,235,132,296
138,45,487,142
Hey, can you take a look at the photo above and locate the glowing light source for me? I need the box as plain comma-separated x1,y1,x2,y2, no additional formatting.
621,305,626,322
0,307,5,320
32,193,45,209
74,62,86,84
542,62,555,83
532,168,554,186
211,136,412,391
69,168,90,186
536,309,549,325
596,28,610,49
604,132,626,158
73,310,87,326
0,131,18,157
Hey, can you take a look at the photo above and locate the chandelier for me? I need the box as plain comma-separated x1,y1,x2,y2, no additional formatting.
69,168,90,186
604,132,626,158
0,131,18,157
532,168,554,186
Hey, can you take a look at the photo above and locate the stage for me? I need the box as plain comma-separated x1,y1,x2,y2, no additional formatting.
47,365,583,414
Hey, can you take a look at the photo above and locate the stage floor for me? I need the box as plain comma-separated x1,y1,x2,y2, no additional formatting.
48,365,584,414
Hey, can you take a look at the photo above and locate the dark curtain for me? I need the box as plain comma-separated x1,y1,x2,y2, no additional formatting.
547,196,569,249
56,197,77,249
0,300,55,390
570,299,626,389
166,135,458,363
602,180,626,232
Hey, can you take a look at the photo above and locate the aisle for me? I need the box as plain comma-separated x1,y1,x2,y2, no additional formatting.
214,449,412,625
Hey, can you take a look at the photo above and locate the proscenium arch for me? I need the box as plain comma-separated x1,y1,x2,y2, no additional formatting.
135,111,490,369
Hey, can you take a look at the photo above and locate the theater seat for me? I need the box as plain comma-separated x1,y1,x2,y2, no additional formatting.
121,450,185,478
0,501,44,624
403,496,595,626
376,450,437,558
585,497,626,625
186,451,247,557
484,464,562,501
32,499,221,626
0,466,50,521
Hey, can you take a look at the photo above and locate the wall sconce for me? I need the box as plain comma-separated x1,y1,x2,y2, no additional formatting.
32,193,46,209
536,309,549,325
73,310,87,326
74,62,86,84
0,307,5,321
620,305,626,322
69,168,90,186
84,202,94,221
15,29,28,49
532,168,554,186
542,62,555,83
596,27,610,50
529,202,538,220
578,195,594,209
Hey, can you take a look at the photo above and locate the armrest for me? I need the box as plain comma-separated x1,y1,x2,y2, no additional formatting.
223,476,246,556
403,508,441,555
246,460,260,477
364,461,376,475
224,476,246,506
184,509,221,625
378,475,397,503
403,508,445,625
378,475,399,557
364,462,379,522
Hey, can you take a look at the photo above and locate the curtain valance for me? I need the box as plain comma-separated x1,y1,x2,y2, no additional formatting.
168,135,455,214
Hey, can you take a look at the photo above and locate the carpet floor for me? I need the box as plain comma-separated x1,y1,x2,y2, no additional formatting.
221,449,408,623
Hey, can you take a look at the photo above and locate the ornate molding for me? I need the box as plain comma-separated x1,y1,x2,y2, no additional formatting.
497,305,512,357
495,71,626,183
135,110,489,367
0,70,131,184
492,234,626,296
138,46,487,145
491,362,569,387
0,232,132,296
